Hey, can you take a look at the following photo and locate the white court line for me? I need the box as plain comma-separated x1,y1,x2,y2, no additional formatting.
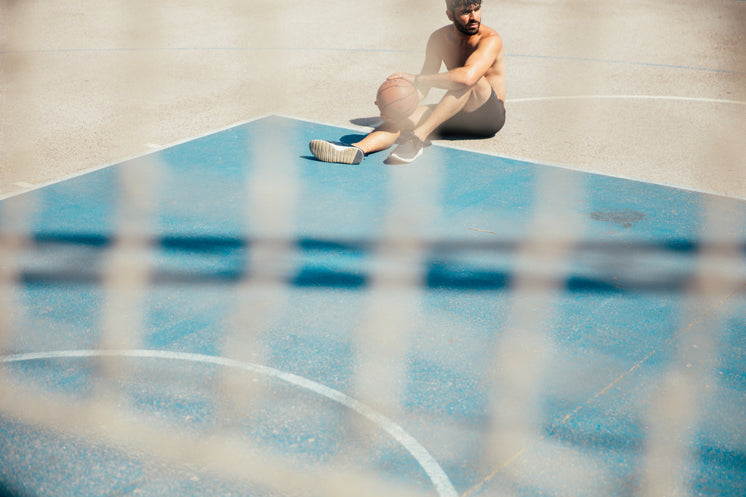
0,114,274,201
506,95,746,106
280,113,746,200
0,348,458,497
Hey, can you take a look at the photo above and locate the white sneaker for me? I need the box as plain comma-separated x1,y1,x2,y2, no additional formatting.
309,140,364,164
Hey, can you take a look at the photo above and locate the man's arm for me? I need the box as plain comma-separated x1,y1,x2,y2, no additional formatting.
386,30,444,99
415,31,446,99
417,32,502,91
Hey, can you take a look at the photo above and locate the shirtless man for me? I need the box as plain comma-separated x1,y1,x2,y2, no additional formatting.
309,0,505,164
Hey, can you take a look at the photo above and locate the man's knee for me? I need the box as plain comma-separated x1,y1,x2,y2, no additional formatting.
462,77,493,112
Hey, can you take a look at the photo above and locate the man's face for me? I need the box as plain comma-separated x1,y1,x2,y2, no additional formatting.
449,3,481,35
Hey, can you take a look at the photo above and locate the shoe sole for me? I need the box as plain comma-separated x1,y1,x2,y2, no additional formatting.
309,140,363,164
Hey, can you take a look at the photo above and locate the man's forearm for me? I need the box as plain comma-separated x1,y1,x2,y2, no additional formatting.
416,67,477,91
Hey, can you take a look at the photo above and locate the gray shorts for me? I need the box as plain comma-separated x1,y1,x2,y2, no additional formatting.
435,89,506,138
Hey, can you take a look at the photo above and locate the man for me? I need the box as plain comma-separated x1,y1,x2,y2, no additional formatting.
309,0,505,164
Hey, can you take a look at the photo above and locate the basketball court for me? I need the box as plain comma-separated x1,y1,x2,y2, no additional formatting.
1,1,745,496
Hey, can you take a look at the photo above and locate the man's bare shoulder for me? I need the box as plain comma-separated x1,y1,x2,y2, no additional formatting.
478,25,502,45
429,25,455,43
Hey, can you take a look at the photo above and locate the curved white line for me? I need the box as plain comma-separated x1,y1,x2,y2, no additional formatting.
506,95,746,106
0,349,458,497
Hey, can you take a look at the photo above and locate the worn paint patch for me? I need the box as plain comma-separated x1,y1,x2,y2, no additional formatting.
590,210,645,228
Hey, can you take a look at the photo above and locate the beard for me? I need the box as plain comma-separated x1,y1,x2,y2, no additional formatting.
455,18,480,35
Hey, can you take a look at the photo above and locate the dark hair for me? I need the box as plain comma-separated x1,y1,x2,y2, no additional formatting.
446,0,482,12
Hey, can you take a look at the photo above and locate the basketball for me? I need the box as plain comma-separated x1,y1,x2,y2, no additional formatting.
375,77,419,120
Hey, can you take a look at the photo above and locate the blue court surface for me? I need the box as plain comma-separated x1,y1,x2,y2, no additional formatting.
1,116,744,497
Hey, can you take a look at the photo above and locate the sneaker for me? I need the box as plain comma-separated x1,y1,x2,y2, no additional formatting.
309,140,364,164
388,134,424,163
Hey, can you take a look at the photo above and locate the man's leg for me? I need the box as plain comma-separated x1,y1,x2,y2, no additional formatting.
309,106,430,164
353,103,433,153
389,78,493,163
415,77,494,140
351,126,400,154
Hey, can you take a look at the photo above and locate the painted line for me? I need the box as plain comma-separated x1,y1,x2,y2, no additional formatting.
4,113,740,204
0,46,419,55
506,95,746,106
506,53,745,75
279,113,746,200
560,282,745,425
461,281,746,497
0,114,272,201
1,47,740,74
0,348,458,497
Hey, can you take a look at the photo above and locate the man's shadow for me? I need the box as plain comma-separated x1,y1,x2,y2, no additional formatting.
350,117,383,128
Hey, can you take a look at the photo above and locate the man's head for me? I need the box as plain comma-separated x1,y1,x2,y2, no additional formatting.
445,1,482,36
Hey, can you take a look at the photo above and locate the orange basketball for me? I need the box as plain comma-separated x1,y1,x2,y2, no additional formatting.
375,77,419,120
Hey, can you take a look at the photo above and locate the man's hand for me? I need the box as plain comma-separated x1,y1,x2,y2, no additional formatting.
386,72,417,84
386,72,426,100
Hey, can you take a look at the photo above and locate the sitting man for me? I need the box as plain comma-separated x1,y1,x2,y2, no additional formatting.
309,0,506,165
